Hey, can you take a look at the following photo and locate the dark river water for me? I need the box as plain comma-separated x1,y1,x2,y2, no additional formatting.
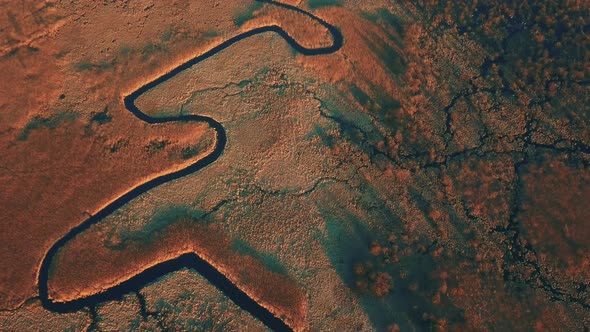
38,1,343,331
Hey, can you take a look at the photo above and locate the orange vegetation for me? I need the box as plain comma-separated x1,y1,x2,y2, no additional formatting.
519,153,590,281
48,220,307,331
0,110,216,308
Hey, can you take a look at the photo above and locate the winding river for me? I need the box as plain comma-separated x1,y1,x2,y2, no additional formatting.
37,0,343,331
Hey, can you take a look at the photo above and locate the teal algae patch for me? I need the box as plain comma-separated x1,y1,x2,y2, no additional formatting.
203,30,219,38
74,60,113,72
141,42,168,62
316,85,383,148
180,145,202,160
89,107,112,125
318,187,464,330
145,139,170,156
308,0,342,9
234,1,263,27
18,111,79,141
231,239,288,275
346,82,403,131
127,205,208,241
365,34,406,76
304,124,336,148
362,8,407,76
160,27,176,42
312,82,405,172
178,131,215,160
363,8,405,43
105,205,210,250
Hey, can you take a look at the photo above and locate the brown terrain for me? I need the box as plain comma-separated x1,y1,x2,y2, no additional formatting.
1,0,589,331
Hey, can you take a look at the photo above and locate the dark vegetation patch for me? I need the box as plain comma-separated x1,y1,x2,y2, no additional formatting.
4,47,20,58
374,93,402,131
141,42,167,61
7,11,21,34
181,145,201,160
308,0,342,9
349,84,371,107
363,8,405,42
361,9,407,77
318,189,464,331
160,27,176,42
315,87,381,156
89,107,112,125
119,34,174,62
18,111,79,141
119,46,133,56
305,124,336,148
145,139,170,156
232,239,288,275
134,206,207,240
109,138,129,153
173,133,215,160
74,60,113,72
234,1,263,26
418,1,589,104
3,45,40,58
237,79,251,89
315,83,405,166
106,205,209,249
365,35,406,76
203,30,219,38
348,83,402,132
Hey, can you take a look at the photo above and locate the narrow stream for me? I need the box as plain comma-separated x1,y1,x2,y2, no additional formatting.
38,1,343,330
